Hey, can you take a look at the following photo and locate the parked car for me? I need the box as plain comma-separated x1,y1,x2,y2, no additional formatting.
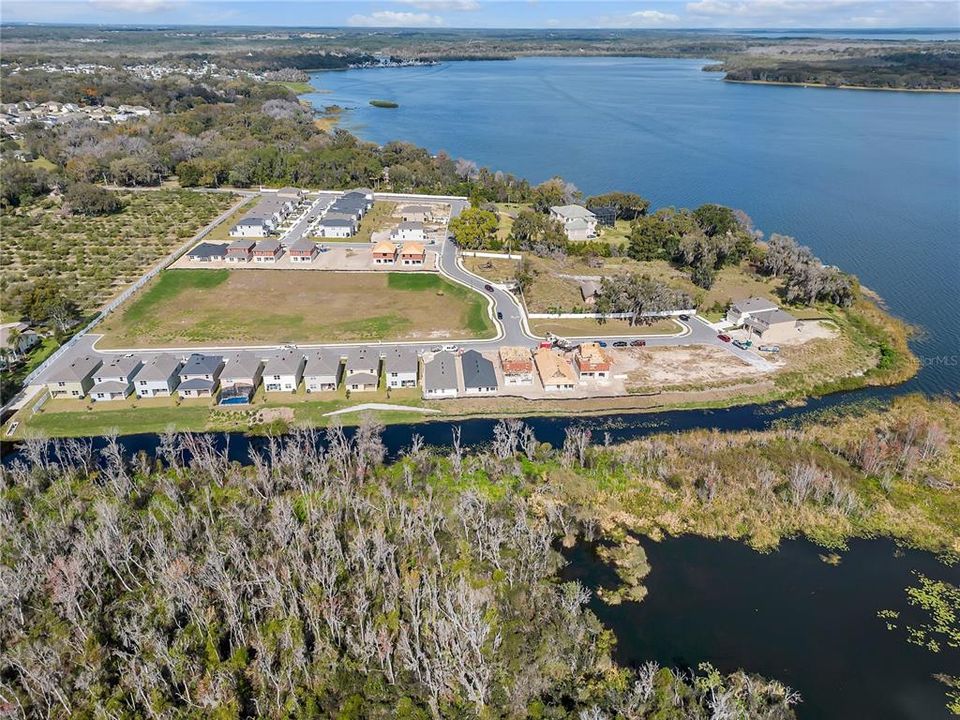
733,339,751,349
538,341,553,349
595,340,608,348
442,344,459,353
679,314,690,321
717,334,731,343
497,311,503,320
484,284,494,292
630,339,647,347
430,346,442,353
758,344,781,353
612,341,628,348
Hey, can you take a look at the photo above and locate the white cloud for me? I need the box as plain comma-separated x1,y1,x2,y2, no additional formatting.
347,10,445,27
685,0,960,28
89,0,181,11
396,0,480,10
595,8,682,28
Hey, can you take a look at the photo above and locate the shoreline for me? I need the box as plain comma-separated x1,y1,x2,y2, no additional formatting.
723,77,960,93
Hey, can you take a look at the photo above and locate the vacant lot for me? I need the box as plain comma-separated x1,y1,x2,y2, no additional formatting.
625,345,770,392
98,269,493,347
529,317,679,338
0,190,236,313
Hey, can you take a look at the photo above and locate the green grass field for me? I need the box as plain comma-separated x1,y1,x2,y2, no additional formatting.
98,269,493,347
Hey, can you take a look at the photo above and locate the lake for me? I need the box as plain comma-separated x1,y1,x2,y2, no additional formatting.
563,536,960,720
306,56,960,395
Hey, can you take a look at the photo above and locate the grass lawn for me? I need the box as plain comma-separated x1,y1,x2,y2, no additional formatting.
204,197,260,242
97,269,493,347
0,190,236,313
528,317,680,338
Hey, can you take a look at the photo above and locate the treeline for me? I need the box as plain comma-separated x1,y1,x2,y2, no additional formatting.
0,421,803,719
723,51,960,90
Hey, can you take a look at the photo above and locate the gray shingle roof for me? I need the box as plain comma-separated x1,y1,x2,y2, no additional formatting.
424,351,458,392
319,218,355,227
188,242,226,259
228,239,256,251
304,351,340,378
49,354,102,383
395,221,423,231
236,216,265,226
290,237,316,251
181,354,223,376
551,204,596,220
178,377,215,392
732,297,778,314
383,347,418,375
135,353,181,381
254,239,281,252
263,351,304,376
90,380,130,395
96,355,142,380
220,351,262,381
346,347,378,373
461,350,497,390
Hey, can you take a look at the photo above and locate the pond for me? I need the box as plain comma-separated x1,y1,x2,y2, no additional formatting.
562,535,959,720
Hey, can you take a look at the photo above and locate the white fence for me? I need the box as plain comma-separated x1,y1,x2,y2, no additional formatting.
460,251,522,260
527,309,696,320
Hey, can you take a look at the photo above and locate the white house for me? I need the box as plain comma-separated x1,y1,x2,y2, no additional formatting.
90,356,143,402
423,351,458,398
726,297,800,343
178,354,224,398
461,350,498,395
134,353,182,398
229,217,270,238
0,322,40,361
549,205,598,241
315,218,355,238
391,221,425,243
344,347,379,392
303,351,340,392
383,347,418,389
263,351,305,393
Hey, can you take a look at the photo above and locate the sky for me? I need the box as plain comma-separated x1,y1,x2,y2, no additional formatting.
2,0,959,30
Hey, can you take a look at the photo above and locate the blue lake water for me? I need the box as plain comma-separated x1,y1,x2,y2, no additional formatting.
307,57,960,394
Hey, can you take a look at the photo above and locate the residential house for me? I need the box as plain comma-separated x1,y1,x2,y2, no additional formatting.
461,350,498,395
534,348,577,391
263,351,305,393
574,342,612,383
726,297,800,342
391,221,425,243
344,347,379,391
316,218,355,238
423,351,458,398
303,351,340,392
498,346,534,386
342,189,374,210
372,241,397,265
579,280,600,306
177,354,223,398
187,242,226,262
399,204,432,223
229,216,270,238
398,242,425,266
46,354,102,399
90,356,143,402
288,237,317,263
383,347,418,389
0,321,40,361
549,205,598,241
134,353,182,398
252,239,283,263
219,351,263,403
226,239,255,263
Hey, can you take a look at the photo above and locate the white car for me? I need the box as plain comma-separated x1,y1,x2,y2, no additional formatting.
442,344,459,353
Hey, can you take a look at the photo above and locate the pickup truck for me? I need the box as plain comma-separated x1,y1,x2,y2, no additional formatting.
758,344,781,354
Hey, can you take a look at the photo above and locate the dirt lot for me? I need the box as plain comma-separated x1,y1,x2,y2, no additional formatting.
172,246,438,272
623,345,771,391
98,269,492,347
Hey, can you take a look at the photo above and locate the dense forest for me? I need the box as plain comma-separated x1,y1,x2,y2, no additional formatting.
1,394,958,717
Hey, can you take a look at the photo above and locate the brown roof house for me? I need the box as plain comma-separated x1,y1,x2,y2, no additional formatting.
534,348,577,392
574,342,612,383
372,241,397,265
399,242,426,266
499,346,534,386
